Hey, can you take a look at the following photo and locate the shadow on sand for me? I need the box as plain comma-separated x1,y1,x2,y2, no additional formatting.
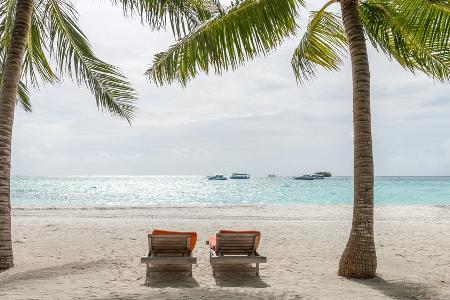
144,272,200,288
0,259,114,287
212,265,270,288
99,289,292,300
353,276,441,300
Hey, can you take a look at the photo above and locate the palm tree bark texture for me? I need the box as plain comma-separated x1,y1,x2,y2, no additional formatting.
337,0,377,278
0,0,34,269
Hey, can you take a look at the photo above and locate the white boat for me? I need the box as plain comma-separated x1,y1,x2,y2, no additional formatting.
314,171,331,177
294,174,324,180
229,173,250,179
294,174,315,180
207,174,227,180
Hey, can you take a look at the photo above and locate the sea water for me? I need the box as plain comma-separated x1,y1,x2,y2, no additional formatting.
11,176,450,206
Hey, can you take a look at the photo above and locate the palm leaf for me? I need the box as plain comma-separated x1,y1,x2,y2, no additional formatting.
45,0,137,122
1,0,57,87
0,0,17,61
111,0,217,38
1,0,31,112
291,9,347,84
0,69,32,112
360,0,450,82
22,2,58,87
147,0,302,86
394,0,450,50
16,79,31,112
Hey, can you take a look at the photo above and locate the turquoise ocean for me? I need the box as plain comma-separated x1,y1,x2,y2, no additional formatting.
11,176,450,206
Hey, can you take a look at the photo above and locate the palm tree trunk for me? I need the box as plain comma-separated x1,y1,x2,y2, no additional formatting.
337,0,377,278
0,0,34,269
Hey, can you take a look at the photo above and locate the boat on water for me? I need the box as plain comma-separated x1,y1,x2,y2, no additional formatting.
207,174,227,180
294,174,325,180
294,174,315,180
229,173,250,179
314,171,331,177
268,174,276,178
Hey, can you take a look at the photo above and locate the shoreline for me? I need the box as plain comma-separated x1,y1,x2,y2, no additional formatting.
12,203,450,210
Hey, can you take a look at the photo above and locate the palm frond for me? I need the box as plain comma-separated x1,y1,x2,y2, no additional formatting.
45,0,137,122
395,0,450,50
0,69,32,112
1,0,57,87
17,80,32,112
360,0,450,82
147,0,303,86
111,0,217,38
210,0,225,15
22,2,58,87
0,0,17,61
291,8,347,84
1,0,32,112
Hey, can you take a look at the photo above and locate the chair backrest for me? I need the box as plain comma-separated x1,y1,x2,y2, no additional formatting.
216,233,258,256
148,234,191,257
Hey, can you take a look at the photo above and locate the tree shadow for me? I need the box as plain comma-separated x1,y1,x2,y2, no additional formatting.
212,265,270,288
352,276,442,300
0,259,114,287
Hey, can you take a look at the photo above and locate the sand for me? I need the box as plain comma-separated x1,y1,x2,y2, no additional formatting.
0,205,449,299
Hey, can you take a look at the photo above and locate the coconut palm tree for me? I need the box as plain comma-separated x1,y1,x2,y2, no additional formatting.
146,0,450,278
0,0,212,269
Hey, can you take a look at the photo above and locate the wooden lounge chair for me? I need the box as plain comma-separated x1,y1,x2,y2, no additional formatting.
207,230,267,277
141,230,197,278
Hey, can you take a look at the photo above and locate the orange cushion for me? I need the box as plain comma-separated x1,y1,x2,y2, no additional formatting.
209,230,261,250
151,229,197,251
209,236,217,250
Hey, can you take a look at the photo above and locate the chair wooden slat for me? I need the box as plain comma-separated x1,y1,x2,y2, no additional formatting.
209,232,266,277
142,233,197,279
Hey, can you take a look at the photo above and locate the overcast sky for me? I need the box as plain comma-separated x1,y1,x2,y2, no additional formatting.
10,0,450,176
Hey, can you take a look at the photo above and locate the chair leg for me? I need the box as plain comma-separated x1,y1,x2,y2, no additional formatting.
146,263,149,278
190,264,193,277
256,263,259,277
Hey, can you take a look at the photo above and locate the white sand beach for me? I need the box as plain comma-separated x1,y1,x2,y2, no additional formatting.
1,205,449,299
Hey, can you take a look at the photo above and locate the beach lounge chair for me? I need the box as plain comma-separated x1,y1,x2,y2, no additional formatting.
141,229,197,277
207,230,267,277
